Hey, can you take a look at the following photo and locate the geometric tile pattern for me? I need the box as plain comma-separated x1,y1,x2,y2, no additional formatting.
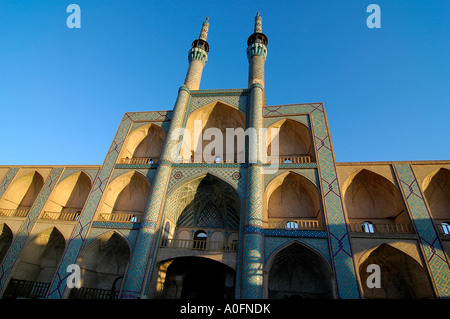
240,84,264,299
308,104,361,299
189,89,249,115
0,167,63,296
0,167,19,199
394,163,450,299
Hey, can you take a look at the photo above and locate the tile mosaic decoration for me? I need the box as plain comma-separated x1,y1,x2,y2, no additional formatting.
0,168,19,198
394,163,450,298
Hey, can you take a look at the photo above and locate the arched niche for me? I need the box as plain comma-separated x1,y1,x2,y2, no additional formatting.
0,171,44,214
13,227,65,283
266,119,315,163
266,242,333,299
0,223,13,263
42,171,92,219
172,174,240,231
359,244,435,299
179,101,246,163
344,169,410,228
264,172,322,228
120,124,165,164
74,232,130,293
423,168,450,222
97,171,151,221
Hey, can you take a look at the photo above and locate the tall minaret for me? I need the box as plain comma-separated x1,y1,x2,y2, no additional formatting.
184,17,210,90
240,12,268,299
120,18,211,299
247,12,268,88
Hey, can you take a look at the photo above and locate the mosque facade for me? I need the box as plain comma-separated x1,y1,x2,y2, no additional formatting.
0,14,449,299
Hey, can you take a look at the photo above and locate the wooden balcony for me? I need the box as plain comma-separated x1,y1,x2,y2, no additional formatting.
118,157,159,165
0,208,30,218
349,222,413,234
161,238,238,253
96,212,142,223
263,218,322,230
39,211,81,221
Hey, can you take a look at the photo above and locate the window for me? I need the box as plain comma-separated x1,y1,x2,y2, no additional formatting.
362,221,375,233
286,221,299,229
441,222,450,235
193,230,207,250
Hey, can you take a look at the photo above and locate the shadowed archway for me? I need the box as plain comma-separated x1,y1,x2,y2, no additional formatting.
359,244,435,299
267,242,333,299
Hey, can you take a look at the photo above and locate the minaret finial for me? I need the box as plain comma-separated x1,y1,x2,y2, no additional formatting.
254,12,262,33
199,17,210,41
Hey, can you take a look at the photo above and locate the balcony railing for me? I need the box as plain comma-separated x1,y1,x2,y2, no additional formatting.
178,156,239,164
349,222,413,234
39,211,81,221
266,155,313,164
0,208,30,218
177,155,314,164
69,287,119,299
118,157,159,165
263,218,321,230
96,212,142,223
3,279,50,299
161,238,238,252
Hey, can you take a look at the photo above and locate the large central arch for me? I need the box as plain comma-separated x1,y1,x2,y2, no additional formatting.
158,257,236,299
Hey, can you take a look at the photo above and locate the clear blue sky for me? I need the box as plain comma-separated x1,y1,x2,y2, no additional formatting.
0,0,449,165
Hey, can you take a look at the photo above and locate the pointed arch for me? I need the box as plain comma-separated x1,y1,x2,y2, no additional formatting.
74,231,131,294
423,168,450,221
264,170,322,221
266,118,315,162
0,171,44,213
0,223,13,264
265,241,333,299
42,171,92,219
180,101,246,163
120,123,166,164
359,243,435,299
97,170,151,220
343,169,408,223
169,173,241,230
13,227,65,283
